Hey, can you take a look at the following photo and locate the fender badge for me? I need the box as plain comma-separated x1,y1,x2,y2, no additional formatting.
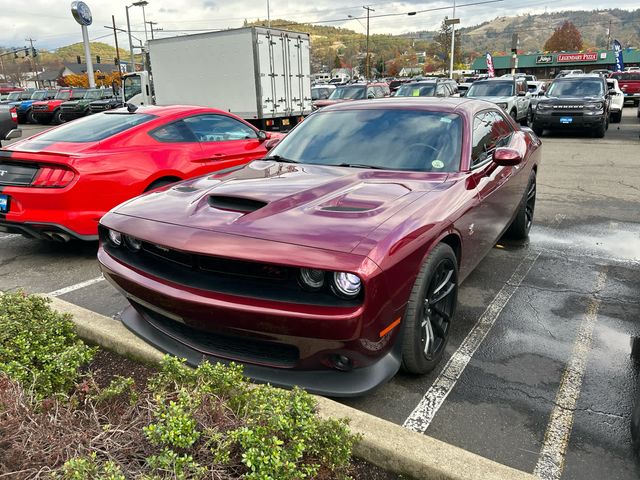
468,223,475,236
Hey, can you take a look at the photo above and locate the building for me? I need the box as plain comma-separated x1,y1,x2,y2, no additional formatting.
471,49,640,79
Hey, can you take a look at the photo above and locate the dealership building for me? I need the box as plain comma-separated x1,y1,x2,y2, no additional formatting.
471,49,640,78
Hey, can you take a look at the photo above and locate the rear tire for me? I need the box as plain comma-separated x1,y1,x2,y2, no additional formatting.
505,171,536,240
401,243,458,374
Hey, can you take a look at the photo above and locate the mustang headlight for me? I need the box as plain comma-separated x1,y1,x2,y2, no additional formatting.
124,234,142,251
299,268,325,290
108,229,122,247
496,102,508,109
332,272,362,299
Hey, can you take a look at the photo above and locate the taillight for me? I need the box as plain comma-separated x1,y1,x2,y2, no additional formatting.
10,107,17,123
32,166,75,188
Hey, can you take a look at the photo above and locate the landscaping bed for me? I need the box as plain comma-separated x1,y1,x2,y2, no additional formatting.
0,292,402,480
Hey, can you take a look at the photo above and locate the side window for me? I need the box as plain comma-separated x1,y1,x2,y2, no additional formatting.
182,115,258,142
366,87,376,99
150,120,197,143
471,111,512,167
436,85,446,97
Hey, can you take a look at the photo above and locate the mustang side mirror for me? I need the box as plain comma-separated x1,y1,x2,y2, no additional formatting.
257,130,268,142
493,147,522,166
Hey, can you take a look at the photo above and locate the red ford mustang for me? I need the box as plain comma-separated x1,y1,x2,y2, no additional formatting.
0,105,281,241
98,98,542,396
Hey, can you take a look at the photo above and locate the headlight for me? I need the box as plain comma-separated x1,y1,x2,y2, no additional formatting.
332,272,362,299
584,102,604,110
299,268,325,290
537,102,550,111
108,229,122,247
496,102,508,109
124,234,142,251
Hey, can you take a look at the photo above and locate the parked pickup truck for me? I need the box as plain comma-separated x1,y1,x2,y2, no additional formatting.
32,88,86,124
0,105,21,147
60,88,114,122
610,72,640,106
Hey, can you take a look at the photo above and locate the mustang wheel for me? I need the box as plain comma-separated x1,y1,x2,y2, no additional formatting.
505,171,536,239
402,243,458,374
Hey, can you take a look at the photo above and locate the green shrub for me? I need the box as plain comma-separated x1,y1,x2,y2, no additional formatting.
0,292,96,398
56,452,125,480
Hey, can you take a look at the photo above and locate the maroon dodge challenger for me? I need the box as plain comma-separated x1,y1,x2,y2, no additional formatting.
98,98,541,396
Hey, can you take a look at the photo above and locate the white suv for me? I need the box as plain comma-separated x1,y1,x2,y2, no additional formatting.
466,77,532,125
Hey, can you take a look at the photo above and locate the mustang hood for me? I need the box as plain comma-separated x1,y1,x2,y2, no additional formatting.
113,160,449,253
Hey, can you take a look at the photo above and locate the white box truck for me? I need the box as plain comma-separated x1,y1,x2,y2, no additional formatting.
122,26,312,130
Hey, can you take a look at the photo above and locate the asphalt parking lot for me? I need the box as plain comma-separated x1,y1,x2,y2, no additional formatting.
2,112,640,480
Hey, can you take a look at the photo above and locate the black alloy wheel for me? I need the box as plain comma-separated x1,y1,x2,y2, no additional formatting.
402,243,458,374
505,171,536,239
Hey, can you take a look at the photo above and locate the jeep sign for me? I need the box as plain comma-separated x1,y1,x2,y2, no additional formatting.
536,55,553,64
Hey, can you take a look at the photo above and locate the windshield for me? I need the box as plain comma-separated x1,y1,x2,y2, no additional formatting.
467,82,514,97
55,91,71,100
33,112,156,143
84,89,103,100
311,88,331,100
19,91,33,100
6,92,20,101
269,109,463,172
395,83,437,97
124,75,141,101
328,86,366,100
611,72,640,81
31,91,47,100
546,80,604,97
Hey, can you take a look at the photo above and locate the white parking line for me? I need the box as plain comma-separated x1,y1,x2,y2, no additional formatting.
403,250,540,434
0,234,17,239
533,270,607,480
47,275,105,297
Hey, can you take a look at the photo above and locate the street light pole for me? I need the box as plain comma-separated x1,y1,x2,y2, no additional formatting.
449,0,456,79
267,0,271,28
140,3,148,41
125,6,135,72
363,5,374,80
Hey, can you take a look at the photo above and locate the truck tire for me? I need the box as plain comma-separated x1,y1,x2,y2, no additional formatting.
27,109,36,124
520,107,533,127
592,121,606,138
51,109,63,125
510,109,518,123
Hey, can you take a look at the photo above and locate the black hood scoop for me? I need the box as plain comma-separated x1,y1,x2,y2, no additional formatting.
208,195,268,213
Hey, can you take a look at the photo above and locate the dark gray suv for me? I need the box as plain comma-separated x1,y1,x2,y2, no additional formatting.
532,74,611,138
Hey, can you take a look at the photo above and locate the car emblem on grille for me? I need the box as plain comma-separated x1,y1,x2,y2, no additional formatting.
0,170,7,177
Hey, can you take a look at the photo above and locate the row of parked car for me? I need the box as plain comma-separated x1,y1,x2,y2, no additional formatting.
312,70,638,138
0,87,123,125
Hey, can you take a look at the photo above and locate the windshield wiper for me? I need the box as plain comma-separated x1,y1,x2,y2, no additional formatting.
268,155,300,164
335,163,386,170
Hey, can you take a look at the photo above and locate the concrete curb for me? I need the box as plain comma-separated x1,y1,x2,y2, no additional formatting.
49,296,536,480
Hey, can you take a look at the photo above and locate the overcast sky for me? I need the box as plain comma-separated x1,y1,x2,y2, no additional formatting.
0,0,638,51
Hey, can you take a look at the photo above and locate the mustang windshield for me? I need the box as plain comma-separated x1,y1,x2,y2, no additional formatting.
467,82,514,97
328,86,366,100
546,80,604,97
269,109,463,172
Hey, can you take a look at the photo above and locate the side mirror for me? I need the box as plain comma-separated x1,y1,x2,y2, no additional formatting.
493,147,522,166
4,128,22,140
608,88,616,96
264,137,282,151
517,91,526,96
257,130,268,142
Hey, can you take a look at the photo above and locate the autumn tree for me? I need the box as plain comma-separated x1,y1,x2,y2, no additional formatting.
430,19,462,74
543,21,583,51
62,71,121,88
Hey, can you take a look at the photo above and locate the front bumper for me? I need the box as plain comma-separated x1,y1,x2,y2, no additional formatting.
60,110,87,121
96,221,404,396
533,113,606,129
31,111,53,123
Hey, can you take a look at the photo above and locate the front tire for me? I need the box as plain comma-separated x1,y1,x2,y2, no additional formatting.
51,109,63,125
520,107,533,126
401,243,458,374
592,121,606,138
26,109,36,124
505,171,536,240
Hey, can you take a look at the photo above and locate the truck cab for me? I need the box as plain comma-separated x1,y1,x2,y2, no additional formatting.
123,71,153,106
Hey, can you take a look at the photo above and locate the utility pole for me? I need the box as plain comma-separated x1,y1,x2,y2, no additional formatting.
363,5,375,80
25,38,39,88
146,21,160,40
449,0,456,79
125,6,135,72
267,0,271,28
111,15,123,84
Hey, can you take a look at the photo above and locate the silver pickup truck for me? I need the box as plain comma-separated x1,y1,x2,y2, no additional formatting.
0,104,21,147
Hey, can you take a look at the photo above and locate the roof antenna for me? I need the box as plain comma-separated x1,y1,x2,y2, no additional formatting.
126,103,138,113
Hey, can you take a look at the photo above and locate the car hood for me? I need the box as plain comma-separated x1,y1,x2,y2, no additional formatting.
113,160,449,253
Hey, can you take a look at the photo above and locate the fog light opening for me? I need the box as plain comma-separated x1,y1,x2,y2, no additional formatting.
331,354,353,372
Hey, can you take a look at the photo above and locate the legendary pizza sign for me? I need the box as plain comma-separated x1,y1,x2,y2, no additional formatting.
557,53,598,63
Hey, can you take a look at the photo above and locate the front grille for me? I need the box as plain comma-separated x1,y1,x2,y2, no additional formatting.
32,105,48,112
134,301,300,367
89,105,106,113
61,105,76,111
552,112,583,116
100,227,362,307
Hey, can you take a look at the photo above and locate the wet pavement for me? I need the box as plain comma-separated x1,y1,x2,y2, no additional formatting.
1,111,639,479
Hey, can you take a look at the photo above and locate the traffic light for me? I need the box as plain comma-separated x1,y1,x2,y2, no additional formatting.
32,47,37,57
77,55,81,64
96,55,101,64
114,57,118,65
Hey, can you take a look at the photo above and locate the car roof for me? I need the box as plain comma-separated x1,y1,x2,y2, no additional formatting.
318,97,498,117
116,105,233,117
